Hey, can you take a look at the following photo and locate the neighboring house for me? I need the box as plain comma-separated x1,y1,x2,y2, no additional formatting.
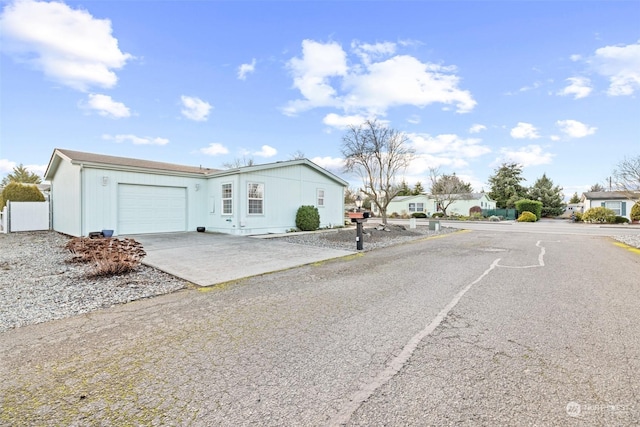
385,192,496,217
442,193,496,216
561,203,584,218
581,191,640,221
44,149,347,237
386,194,434,216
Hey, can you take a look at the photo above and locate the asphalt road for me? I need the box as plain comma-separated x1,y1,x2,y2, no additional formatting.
1,229,639,426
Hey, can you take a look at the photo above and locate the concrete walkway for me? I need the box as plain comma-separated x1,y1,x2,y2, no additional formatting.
132,231,354,286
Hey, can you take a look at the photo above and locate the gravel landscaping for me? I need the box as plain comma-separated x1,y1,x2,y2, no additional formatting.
0,231,187,333
1,226,638,334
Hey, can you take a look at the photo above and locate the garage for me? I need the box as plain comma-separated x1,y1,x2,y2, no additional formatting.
118,184,187,234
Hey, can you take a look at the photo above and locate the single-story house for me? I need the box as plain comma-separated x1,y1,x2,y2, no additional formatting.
44,148,347,237
385,192,496,217
581,191,640,221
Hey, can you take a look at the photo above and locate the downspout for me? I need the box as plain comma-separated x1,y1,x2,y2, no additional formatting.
79,163,84,237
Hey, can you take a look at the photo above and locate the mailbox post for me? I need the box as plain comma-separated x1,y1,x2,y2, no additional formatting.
348,195,370,251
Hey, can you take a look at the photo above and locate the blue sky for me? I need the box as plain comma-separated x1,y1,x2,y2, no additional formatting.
1,0,638,198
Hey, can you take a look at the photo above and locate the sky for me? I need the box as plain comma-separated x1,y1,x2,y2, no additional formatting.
1,0,639,198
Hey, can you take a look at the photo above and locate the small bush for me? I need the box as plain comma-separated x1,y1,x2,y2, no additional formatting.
296,205,320,231
470,212,483,220
411,212,427,218
389,212,399,218
613,215,629,224
1,182,45,208
582,207,616,223
631,202,640,221
574,211,583,222
65,237,146,277
469,205,482,215
489,215,500,222
517,211,537,222
432,212,444,218
515,199,542,221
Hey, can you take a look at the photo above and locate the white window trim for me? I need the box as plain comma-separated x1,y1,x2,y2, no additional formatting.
221,182,233,215
317,188,325,207
605,201,622,216
247,182,264,215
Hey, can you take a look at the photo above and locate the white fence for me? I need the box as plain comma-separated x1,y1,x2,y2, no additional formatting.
0,201,50,233
0,206,6,233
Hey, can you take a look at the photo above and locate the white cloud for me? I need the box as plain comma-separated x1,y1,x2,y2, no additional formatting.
408,133,491,159
494,145,553,167
406,115,421,124
469,124,486,134
102,134,169,146
570,54,582,62
200,143,229,156
558,77,592,99
351,40,396,64
181,96,212,121
510,122,540,139
591,40,640,96
284,39,476,117
0,159,17,174
238,58,256,80
0,0,132,91
556,119,597,138
253,145,277,158
322,113,369,129
83,93,130,118
310,156,345,171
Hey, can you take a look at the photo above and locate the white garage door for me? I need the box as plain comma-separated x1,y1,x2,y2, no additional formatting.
118,184,187,234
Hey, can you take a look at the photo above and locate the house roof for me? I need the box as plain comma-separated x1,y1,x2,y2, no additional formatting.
213,158,348,186
45,149,217,179
581,191,640,200
44,149,348,187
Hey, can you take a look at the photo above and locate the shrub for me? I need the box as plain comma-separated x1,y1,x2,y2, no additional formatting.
470,212,483,220
469,205,482,215
515,199,542,221
489,215,500,222
65,237,146,277
389,212,399,218
411,212,427,218
631,202,640,221
574,211,583,222
613,215,629,224
582,206,616,223
432,212,444,218
296,205,320,231
517,211,537,222
1,182,45,208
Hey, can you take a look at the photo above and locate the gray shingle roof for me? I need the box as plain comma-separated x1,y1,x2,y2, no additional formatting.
55,149,219,175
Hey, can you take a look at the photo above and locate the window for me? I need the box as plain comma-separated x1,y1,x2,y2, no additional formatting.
248,183,264,214
222,183,233,215
408,203,416,212
605,201,621,216
416,203,424,212
317,189,325,207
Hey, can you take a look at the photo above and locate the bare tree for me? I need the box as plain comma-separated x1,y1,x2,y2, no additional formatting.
342,120,415,225
222,157,255,169
429,168,473,216
613,155,640,196
289,150,306,160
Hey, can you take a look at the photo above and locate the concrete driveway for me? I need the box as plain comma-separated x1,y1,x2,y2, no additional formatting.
132,231,354,286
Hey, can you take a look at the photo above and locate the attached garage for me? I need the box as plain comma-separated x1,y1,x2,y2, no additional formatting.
118,184,187,234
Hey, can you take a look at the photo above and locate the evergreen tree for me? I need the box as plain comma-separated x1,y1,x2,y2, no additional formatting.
589,183,605,192
412,181,425,195
487,163,528,208
528,173,565,217
396,180,412,196
569,192,581,204
1,164,42,186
